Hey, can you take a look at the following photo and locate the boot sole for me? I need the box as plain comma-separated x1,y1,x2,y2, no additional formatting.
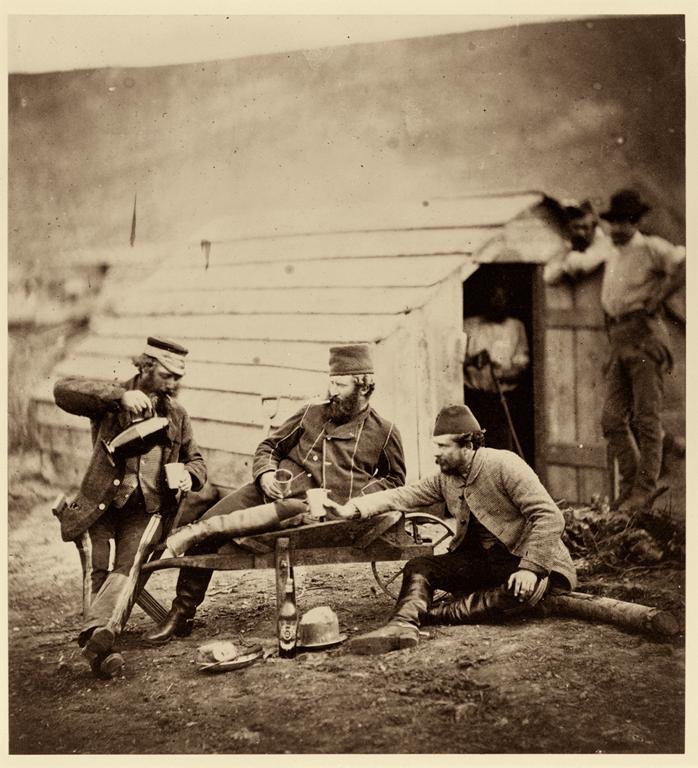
348,634,418,655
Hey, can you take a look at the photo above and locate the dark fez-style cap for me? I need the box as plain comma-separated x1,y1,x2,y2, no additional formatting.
329,344,374,376
433,404,482,436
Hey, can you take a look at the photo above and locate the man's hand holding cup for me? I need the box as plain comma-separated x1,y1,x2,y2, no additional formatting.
259,468,295,500
165,462,192,493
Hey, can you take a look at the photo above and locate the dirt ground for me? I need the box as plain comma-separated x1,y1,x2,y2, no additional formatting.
7,466,686,756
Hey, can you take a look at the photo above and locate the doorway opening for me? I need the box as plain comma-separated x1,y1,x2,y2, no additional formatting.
462,263,537,466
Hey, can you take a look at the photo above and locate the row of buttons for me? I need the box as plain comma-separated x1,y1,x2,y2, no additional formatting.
99,477,124,509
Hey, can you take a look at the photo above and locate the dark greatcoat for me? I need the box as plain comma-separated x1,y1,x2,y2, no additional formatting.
252,402,406,504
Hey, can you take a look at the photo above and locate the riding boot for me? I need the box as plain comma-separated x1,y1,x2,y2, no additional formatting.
144,566,212,644
424,577,548,625
164,499,307,557
348,573,433,655
146,499,308,644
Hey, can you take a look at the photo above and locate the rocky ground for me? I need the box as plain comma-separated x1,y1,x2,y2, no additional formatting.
7,454,686,756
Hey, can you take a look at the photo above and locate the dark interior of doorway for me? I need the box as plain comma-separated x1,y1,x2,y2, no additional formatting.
462,263,537,466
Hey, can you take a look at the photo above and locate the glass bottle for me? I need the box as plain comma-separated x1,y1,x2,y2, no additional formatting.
278,575,298,658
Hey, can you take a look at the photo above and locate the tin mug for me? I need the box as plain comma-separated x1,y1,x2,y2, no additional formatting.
305,488,330,521
164,462,187,490
274,468,294,498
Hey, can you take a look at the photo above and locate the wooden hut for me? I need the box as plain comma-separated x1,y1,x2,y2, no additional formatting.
32,191,684,504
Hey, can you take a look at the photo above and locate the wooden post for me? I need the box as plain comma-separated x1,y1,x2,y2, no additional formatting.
275,537,292,612
542,591,680,637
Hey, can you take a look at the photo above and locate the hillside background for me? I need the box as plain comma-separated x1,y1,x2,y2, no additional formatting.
9,14,685,279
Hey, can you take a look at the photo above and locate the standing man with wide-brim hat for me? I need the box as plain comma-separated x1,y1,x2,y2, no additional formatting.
544,189,685,510
598,189,685,510
146,343,406,644
53,336,207,677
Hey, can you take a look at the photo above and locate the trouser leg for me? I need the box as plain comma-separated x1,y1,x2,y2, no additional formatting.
601,354,639,504
81,499,162,642
170,482,265,617
626,353,665,498
422,542,549,625
199,482,266,521
74,510,116,620
80,513,114,595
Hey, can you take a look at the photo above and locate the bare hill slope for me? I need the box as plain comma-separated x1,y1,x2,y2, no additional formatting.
9,15,684,272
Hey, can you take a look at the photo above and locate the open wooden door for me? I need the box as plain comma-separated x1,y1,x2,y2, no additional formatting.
537,267,612,504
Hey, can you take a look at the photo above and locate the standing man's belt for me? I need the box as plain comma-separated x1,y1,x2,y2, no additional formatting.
605,308,656,325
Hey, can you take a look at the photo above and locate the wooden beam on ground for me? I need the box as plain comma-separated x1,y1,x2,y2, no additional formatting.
541,591,680,637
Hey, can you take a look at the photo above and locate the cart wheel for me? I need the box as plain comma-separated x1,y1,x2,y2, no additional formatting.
371,512,455,601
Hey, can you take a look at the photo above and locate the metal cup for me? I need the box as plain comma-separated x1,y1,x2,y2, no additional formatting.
305,488,330,521
274,468,294,498
164,462,187,490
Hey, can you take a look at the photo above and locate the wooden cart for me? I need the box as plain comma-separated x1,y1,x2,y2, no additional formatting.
138,511,455,627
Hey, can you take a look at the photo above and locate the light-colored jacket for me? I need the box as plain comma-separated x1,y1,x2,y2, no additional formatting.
352,447,576,590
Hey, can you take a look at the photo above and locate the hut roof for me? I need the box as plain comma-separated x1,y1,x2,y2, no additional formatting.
35,191,558,487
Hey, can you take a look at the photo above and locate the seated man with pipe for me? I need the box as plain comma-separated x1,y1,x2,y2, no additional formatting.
146,343,406,643
325,404,576,655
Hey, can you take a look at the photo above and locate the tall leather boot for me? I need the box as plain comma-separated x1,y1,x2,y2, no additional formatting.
424,577,548,625
164,499,307,557
348,573,433,655
144,566,212,644
146,499,307,644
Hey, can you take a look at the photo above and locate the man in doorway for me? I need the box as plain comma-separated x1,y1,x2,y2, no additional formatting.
146,343,406,643
53,337,207,677
545,190,685,510
462,283,529,453
324,404,576,654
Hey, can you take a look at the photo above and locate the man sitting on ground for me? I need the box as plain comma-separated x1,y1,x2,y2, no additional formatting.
325,404,576,655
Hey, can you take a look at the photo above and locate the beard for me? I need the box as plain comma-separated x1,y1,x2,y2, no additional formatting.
436,454,473,476
325,388,363,424
140,372,178,416
435,458,460,475
150,392,174,417
570,235,591,252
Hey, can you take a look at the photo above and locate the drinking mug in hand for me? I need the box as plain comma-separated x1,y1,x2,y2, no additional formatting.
274,468,294,498
165,462,188,490
305,488,330,521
